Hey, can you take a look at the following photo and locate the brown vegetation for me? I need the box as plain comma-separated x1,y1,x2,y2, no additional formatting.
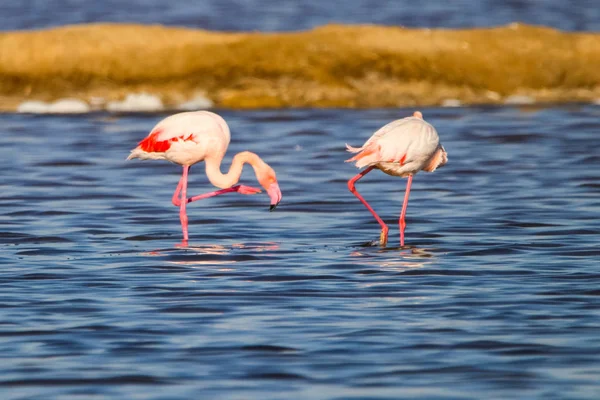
1,22,600,110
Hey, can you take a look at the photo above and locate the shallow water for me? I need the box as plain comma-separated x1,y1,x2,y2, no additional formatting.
1,106,600,399
3,0,600,32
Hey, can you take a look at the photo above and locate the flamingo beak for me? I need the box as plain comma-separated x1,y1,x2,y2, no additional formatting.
267,183,282,211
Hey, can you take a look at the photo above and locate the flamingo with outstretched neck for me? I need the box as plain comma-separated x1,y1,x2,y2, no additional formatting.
128,111,282,244
346,111,447,247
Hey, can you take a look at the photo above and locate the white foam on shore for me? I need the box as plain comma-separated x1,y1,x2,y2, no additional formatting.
16,93,215,113
106,93,164,112
441,99,462,107
17,98,90,114
504,95,536,105
177,94,214,110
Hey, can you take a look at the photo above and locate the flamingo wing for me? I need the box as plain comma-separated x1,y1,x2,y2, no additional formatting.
346,116,438,169
127,111,230,163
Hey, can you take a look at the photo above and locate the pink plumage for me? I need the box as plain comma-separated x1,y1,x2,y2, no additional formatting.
346,111,447,247
128,111,231,166
345,111,447,174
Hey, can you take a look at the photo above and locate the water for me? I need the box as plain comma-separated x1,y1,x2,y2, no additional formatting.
3,0,600,32
1,106,600,399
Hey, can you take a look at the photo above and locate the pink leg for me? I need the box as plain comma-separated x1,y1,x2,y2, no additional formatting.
173,185,261,207
348,166,389,246
179,166,190,244
399,175,413,247
171,168,261,245
187,185,261,203
172,175,184,206
173,174,260,208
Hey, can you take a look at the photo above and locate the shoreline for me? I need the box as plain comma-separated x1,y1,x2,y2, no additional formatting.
1,23,600,112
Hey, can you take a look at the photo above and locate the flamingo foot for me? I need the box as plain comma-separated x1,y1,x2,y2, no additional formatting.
176,240,189,248
379,226,389,247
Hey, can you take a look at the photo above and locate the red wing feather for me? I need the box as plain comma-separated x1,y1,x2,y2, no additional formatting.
138,129,195,153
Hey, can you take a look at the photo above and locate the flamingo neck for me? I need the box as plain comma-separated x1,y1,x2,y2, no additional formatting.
205,151,263,189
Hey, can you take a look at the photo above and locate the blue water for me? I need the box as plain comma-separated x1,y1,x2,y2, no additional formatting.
3,0,600,32
1,106,600,399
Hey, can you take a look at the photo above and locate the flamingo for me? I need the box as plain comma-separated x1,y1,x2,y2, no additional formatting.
127,111,282,244
346,111,447,247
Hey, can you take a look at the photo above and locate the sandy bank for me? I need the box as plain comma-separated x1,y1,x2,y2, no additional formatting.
1,22,600,111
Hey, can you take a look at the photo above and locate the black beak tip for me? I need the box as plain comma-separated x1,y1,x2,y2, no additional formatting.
269,203,279,212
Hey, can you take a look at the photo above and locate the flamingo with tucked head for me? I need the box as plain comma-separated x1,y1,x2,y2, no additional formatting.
128,111,282,245
346,111,447,247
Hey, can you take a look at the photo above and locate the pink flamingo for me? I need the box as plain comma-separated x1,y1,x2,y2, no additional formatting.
346,111,447,247
127,111,282,244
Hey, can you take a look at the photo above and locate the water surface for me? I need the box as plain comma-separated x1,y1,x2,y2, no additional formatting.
3,0,600,31
1,106,600,399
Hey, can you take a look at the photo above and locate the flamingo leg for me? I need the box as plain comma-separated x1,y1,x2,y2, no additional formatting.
172,175,185,206
186,185,261,203
399,175,413,247
348,166,389,246
171,168,261,245
173,174,260,207
179,166,190,244
173,186,261,206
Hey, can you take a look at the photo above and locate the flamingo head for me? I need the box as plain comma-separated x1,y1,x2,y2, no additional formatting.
257,164,282,211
